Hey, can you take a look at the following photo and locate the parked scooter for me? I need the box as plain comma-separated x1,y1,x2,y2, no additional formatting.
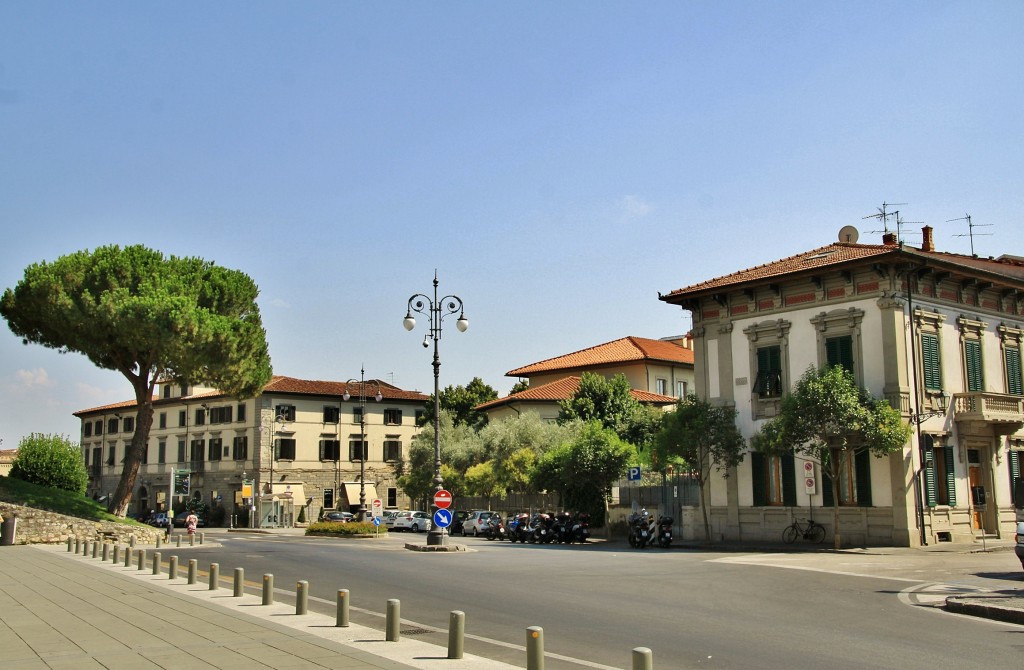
571,512,591,543
627,509,655,549
508,513,531,543
483,514,507,541
656,515,673,548
529,513,554,544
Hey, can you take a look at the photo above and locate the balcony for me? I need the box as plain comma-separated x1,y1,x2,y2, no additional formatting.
951,392,1024,436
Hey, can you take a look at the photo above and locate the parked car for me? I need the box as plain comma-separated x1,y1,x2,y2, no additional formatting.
448,510,468,536
462,510,496,536
1015,521,1024,570
321,511,354,523
391,510,432,532
146,512,170,528
383,510,401,529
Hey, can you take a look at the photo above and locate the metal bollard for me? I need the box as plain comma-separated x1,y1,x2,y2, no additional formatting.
129,534,136,548
632,647,653,670
67,537,73,552
92,541,100,559
102,543,110,561
209,563,220,590
153,552,162,575
386,599,400,642
234,568,244,597
336,589,350,627
169,556,178,579
188,559,197,585
262,574,274,605
296,580,308,615
448,610,465,659
113,545,121,564
526,626,544,670
124,546,131,567
177,534,182,547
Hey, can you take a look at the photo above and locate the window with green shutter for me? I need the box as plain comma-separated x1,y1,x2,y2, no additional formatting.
1006,347,1022,396
826,335,855,375
965,339,984,392
754,345,783,397
921,333,942,391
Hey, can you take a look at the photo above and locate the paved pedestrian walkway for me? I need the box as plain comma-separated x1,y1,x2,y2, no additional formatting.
0,544,519,670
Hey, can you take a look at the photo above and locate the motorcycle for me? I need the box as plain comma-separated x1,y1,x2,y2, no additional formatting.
529,513,554,544
627,510,655,549
508,513,531,543
552,512,574,544
656,515,673,548
483,515,507,541
571,512,591,544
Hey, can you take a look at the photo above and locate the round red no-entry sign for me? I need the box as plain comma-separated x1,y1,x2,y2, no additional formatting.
433,489,453,509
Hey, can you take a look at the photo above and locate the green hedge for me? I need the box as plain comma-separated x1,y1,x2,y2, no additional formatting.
305,521,386,536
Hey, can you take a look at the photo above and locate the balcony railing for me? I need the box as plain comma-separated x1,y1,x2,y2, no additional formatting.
951,392,1024,433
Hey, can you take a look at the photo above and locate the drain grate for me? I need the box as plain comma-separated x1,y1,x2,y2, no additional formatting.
400,627,434,636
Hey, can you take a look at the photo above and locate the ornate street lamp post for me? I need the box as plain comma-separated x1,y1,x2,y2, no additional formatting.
403,272,468,546
343,367,382,519
257,412,286,528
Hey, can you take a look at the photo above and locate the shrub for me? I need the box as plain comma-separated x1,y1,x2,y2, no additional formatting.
10,433,88,494
305,521,384,537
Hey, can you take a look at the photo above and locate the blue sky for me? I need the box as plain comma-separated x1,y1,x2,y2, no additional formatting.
2,2,1022,449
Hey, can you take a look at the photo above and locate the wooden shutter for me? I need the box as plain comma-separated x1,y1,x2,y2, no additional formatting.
965,339,984,392
855,449,872,507
826,335,854,374
1006,347,1023,396
781,452,797,507
751,451,766,506
923,446,936,507
921,334,942,390
318,439,326,460
943,446,956,506
822,460,834,507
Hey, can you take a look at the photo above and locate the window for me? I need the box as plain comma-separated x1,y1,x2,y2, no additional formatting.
811,308,865,386
179,384,188,396
384,438,402,462
159,412,167,429
232,436,248,461
84,422,92,437
352,406,364,424
323,406,340,423
348,436,367,461
94,420,103,435
751,452,796,506
141,443,148,465
158,441,166,464
209,406,232,424
123,417,135,433
236,403,246,422
320,439,341,461
415,409,425,425
276,404,296,422
753,345,783,397
383,409,402,426
1006,347,1023,396
106,445,115,466
275,438,296,460
655,378,667,395
922,435,956,507
822,448,872,507
195,408,206,426
921,334,942,391
92,447,102,473
387,487,398,508
958,316,987,393
323,488,335,509
189,439,205,465
207,438,223,461
178,410,186,427
177,440,186,463
108,418,119,434
163,385,171,399
743,319,792,419
1010,446,1023,507
676,381,688,398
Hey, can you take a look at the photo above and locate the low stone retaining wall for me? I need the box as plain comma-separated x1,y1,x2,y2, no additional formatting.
0,501,161,545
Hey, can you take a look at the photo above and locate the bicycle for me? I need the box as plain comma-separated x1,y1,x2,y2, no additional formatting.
782,518,826,544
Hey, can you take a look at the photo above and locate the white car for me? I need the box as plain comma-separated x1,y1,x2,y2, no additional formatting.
391,510,432,533
462,510,496,536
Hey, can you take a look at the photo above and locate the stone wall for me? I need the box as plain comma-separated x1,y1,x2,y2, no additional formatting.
0,501,162,545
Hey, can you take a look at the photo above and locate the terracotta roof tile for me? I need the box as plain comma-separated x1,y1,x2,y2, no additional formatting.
475,376,677,412
507,336,693,377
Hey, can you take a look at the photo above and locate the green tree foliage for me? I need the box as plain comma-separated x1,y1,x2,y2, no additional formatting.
753,365,911,548
509,379,530,394
395,411,483,504
419,377,499,429
1,245,273,517
532,421,636,525
464,461,500,498
557,372,645,444
652,395,746,542
10,433,89,495
478,412,579,493
621,404,666,454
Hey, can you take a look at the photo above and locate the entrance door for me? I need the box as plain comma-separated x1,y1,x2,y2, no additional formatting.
966,448,991,532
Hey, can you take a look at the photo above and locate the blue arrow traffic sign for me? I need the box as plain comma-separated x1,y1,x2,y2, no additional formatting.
433,508,453,528
372,516,381,526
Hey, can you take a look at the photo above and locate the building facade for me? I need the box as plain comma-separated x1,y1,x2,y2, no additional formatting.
660,227,1024,547
75,375,429,526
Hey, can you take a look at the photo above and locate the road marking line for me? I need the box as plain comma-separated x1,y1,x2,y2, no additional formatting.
710,555,923,583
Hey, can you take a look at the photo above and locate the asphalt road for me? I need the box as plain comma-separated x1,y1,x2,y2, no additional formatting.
185,531,1024,669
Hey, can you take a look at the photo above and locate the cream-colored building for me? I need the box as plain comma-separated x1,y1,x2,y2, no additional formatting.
75,375,428,526
0,449,16,477
477,336,693,421
660,226,1024,547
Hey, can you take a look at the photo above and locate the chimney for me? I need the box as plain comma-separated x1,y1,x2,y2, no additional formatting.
921,225,934,252
882,232,898,246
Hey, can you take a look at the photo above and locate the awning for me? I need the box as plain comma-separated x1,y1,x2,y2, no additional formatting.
341,482,379,507
269,483,306,504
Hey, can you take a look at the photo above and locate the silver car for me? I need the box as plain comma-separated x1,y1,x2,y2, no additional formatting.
462,510,496,536
391,510,432,533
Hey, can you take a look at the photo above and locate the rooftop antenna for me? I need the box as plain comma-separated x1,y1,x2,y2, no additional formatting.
893,211,924,244
862,201,907,236
947,214,992,256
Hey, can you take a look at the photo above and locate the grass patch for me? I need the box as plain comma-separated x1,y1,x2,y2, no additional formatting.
305,521,386,536
0,476,145,526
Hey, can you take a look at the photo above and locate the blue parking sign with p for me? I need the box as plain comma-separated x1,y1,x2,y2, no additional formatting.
628,466,642,481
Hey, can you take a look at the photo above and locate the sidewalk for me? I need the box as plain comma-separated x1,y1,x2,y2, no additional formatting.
0,544,519,670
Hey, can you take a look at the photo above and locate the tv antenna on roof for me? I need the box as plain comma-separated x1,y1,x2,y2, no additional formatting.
893,212,924,244
862,201,907,235
947,214,992,256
